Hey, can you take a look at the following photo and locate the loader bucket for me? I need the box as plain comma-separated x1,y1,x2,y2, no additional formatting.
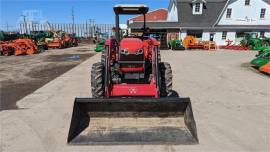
67,97,198,145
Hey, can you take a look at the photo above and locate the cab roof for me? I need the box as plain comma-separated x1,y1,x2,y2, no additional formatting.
114,4,149,14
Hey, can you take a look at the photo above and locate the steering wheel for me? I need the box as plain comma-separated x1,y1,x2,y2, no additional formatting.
126,33,138,38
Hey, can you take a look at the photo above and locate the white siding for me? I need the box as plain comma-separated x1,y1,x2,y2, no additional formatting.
180,32,187,39
202,32,210,41
167,2,178,21
213,32,236,45
265,32,270,37
218,0,270,25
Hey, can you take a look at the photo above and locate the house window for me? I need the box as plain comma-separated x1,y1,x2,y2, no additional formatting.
222,31,227,40
245,0,250,5
226,8,232,18
260,31,265,37
195,3,201,12
260,8,266,18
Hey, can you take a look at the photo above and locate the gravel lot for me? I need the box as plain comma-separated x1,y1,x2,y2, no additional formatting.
0,44,96,110
0,49,269,152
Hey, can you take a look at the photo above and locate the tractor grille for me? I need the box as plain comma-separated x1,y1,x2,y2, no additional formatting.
120,54,144,62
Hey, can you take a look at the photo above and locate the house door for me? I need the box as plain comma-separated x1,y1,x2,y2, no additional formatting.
210,33,215,41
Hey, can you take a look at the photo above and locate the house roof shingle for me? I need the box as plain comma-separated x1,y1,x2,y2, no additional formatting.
177,0,227,28
262,0,270,5
128,21,180,29
129,0,270,30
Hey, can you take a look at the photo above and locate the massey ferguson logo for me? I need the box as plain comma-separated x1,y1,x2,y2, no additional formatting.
128,88,137,94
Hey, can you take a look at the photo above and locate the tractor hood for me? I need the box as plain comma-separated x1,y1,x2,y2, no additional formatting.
120,38,143,54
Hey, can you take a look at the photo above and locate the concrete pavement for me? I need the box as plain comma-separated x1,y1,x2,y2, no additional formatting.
1,50,269,152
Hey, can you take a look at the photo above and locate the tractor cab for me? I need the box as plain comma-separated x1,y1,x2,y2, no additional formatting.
113,4,149,41
111,4,159,77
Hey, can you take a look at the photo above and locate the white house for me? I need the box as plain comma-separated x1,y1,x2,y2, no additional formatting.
129,0,270,46
214,0,270,45
175,0,270,45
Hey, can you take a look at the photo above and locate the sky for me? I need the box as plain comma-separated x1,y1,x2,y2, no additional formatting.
0,0,169,28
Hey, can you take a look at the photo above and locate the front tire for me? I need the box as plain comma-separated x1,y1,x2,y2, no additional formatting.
91,62,105,98
159,62,173,97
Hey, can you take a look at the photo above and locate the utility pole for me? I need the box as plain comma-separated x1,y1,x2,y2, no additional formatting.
6,22,8,31
21,15,28,34
89,19,95,37
72,7,75,34
89,19,92,37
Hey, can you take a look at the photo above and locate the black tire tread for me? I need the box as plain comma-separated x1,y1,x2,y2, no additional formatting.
159,62,173,97
101,51,105,65
91,62,105,98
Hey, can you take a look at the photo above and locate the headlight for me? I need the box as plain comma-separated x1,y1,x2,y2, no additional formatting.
136,49,144,55
120,49,129,55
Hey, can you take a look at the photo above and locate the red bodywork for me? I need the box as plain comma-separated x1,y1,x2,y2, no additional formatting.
188,43,204,50
120,38,143,54
105,37,160,97
219,40,250,51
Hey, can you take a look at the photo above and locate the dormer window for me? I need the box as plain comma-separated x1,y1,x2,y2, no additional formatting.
193,3,203,14
245,0,250,6
195,3,200,12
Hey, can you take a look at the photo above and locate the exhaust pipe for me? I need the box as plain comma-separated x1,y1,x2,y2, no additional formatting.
67,97,198,145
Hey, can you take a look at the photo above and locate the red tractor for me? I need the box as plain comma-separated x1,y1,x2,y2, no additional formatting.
67,5,198,144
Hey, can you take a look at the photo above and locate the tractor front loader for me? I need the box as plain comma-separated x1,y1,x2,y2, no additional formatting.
67,5,198,145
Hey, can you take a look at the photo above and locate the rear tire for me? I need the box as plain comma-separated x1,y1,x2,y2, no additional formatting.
168,44,171,49
159,62,173,97
101,51,105,65
91,62,105,98
157,48,161,63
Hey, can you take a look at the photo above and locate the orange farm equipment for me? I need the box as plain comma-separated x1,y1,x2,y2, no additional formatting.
0,38,38,56
183,35,196,48
259,62,270,74
202,41,217,50
183,35,210,50
64,33,78,47
13,38,38,55
46,31,65,49
46,31,78,49
47,38,65,49
0,31,38,56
